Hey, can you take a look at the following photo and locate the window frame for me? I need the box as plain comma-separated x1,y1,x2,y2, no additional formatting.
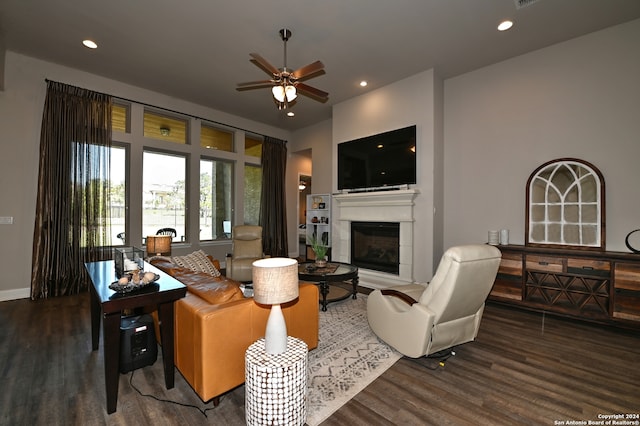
525,158,605,251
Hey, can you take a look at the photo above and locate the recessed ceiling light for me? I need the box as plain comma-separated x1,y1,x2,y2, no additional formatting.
497,20,514,31
287,111,295,117
360,81,368,87
82,39,98,49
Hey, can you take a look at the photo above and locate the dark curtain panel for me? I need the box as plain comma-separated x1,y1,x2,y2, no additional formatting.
260,137,289,257
31,81,113,300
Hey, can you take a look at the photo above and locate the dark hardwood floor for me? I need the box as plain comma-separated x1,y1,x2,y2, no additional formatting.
0,289,638,425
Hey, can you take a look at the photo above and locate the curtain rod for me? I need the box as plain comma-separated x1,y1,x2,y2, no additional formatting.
44,78,281,140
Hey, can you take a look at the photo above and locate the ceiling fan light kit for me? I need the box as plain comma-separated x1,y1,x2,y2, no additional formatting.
237,28,328,110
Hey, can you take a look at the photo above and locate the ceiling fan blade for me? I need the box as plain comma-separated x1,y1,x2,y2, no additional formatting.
292,60,325,80
249,53,280,76
237,79,274,87
236,85,274,92
296,82,329,103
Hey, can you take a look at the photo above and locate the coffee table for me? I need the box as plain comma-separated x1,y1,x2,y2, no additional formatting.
298,262,358,311
85,260,187,414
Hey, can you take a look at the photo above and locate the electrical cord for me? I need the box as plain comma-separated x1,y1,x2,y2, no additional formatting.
406,349,457,370
129,369,219,418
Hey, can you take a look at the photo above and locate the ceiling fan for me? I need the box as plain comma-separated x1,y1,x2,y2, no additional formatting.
236,29,328,109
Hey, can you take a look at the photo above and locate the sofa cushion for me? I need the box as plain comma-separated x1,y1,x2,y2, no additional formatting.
149,256,243,305
172,250,221,277
187,278,244,305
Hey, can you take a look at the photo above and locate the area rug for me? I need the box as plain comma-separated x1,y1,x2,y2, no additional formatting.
306,294,402,426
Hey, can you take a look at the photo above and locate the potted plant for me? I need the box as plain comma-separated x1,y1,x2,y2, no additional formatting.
309,235,328,267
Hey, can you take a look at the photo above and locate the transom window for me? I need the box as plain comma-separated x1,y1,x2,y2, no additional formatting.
201,125,233,152
245,134,262,157
144,110,188,144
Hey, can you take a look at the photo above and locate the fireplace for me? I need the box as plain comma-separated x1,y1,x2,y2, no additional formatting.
351,222,400,274
333,189,419,289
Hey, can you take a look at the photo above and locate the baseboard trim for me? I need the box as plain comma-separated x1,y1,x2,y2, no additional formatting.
0,287,30,302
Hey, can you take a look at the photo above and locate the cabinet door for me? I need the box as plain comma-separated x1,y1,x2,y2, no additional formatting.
614,263,640,322
525,255,610,319
491,251,523,301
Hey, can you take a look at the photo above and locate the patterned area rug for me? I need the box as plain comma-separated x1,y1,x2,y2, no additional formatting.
306,294,402,426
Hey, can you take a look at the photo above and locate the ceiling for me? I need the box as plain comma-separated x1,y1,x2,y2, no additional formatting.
2,0,640,131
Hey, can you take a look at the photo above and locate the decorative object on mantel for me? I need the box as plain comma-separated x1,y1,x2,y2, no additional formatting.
309,235,328,267
252,257,300,354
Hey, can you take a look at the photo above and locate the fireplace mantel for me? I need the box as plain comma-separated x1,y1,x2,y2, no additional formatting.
333,189,419,289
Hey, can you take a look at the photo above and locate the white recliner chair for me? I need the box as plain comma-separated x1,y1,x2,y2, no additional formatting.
367,244,501,358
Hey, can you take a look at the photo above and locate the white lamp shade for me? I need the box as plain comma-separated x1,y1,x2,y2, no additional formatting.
285,85,297,102
272,85,286,103
252,257,299,305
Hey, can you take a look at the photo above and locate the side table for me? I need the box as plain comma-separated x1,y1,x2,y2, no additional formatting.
85,260,186,414
245,337,308,426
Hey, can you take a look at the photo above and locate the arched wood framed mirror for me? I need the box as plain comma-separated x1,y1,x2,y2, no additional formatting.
526,158,605,250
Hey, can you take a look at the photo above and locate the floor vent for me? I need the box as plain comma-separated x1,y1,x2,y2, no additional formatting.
514,0,541,9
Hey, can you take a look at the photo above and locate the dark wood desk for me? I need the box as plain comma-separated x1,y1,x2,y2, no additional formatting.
85,260,186,414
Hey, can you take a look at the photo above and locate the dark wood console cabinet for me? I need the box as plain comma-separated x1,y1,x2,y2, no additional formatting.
490,245,640,329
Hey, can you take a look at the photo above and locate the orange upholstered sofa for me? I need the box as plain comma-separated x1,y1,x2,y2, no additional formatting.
149,256,319,404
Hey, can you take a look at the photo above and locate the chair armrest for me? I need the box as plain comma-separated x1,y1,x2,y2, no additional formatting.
380,289,418,305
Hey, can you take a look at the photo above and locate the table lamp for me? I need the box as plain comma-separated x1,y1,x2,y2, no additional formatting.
146,235,172,256
252,257,299,354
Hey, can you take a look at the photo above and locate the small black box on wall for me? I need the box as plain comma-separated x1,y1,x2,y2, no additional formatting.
119,314,157,373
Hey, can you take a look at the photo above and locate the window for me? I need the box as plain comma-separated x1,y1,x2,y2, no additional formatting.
201,125,233,152
144,110,188,144
244,164,262,225
107,101,267,248
109,145,127,245
112,103,130,133
143,151,186,242
245,134,262,157
200,158,234,240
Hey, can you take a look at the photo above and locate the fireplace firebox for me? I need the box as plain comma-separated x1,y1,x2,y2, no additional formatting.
351,221,400,274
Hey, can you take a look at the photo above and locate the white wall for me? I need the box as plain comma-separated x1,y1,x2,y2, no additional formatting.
443,19,640,252
0,51,290,300
331,69,442,282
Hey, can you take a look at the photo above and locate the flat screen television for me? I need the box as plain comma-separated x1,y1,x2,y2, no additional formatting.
337,125,416,191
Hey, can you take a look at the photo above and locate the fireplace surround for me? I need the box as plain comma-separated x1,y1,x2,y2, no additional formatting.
333,189,419,289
